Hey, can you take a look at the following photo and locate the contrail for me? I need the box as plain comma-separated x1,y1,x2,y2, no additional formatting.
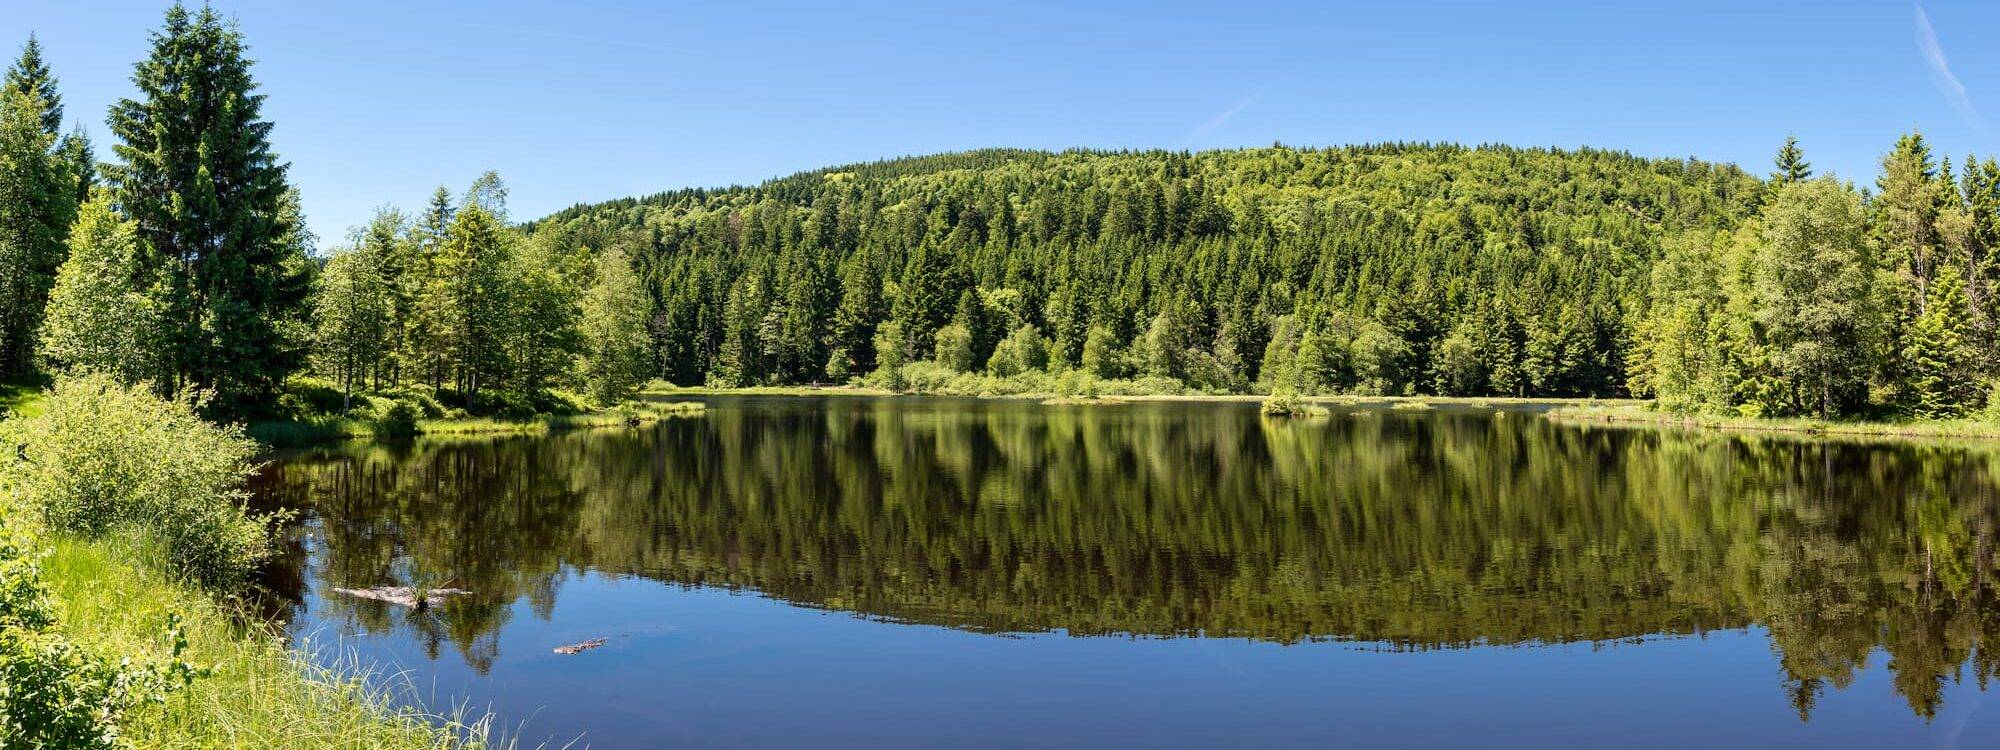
1180,89,1270,148
1914,2,1982,130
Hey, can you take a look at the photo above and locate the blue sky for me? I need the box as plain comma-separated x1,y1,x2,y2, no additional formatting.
10,0,1996,245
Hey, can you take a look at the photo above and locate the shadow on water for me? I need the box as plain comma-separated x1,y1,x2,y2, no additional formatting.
251,396,2000,727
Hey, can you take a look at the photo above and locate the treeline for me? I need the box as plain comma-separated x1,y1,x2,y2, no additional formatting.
0,6,653,422
1633,135,2000,419
540,135,2000,420
536,144,1763,397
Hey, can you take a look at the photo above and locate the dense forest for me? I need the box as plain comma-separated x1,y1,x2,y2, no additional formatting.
537,136,2000,420
537,145,1760,398
4,6,1999,424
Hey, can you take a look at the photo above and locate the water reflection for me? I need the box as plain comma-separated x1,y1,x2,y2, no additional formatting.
255,397,2000,722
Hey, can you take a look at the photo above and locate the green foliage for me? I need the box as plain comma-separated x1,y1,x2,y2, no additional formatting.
37,199,159,383
105,4,310,418
577,247,651,403
0,374,267,589
0,47,79,380
1900,266,1978,418
932,323,975,372
0,511,197,750
540,144,1761,398
985,324,1047,378
311,246,391,410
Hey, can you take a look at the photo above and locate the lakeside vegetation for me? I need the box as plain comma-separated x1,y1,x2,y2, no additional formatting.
0,375,487,748
4,0,2000,746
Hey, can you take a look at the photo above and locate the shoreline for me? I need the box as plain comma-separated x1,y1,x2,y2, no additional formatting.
1547,403,2000,444
247,401,706,448
641,385,1620,408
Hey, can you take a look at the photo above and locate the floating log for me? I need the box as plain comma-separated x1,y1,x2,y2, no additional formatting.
553,638,608,655
331,586,470,609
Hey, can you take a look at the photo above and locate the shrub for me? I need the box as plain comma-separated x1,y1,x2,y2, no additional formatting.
0,374,269,590
986,325,1048,378
896,361,959,393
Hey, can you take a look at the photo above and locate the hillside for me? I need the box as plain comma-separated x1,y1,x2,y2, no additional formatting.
533,144,1765,396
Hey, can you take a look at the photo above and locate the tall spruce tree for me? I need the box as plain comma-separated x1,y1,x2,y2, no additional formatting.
104,4,307,415
1771,136,1812,184
3,35,62,135
0,87,74,377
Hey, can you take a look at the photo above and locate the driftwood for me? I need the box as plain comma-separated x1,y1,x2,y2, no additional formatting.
332,586,471,609
552,638,608,655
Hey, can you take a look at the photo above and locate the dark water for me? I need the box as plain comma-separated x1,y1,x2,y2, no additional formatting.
253,396,2000,748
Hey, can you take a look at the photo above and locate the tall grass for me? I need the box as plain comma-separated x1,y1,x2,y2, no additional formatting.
42,536,495,749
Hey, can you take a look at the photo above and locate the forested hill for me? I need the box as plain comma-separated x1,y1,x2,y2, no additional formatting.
533,144,1764,397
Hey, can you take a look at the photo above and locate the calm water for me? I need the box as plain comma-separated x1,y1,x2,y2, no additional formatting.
253,396,2000,748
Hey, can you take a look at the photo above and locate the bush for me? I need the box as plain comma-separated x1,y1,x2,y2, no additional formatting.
0,374,269,590
896,361,959,393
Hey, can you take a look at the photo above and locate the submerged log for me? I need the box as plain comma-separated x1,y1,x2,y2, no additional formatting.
553,638,608,655
331,586,471,609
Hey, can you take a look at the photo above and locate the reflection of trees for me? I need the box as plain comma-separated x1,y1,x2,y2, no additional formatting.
256,401,2000,718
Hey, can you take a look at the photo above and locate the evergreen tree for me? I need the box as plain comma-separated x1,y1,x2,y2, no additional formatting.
0,86,71,377
1771,136,1812,184
436,204,513,402
105,4,308,415
891,244,962,360
1873,132,1942,309
1900,266,1978,418
2,35,62,135
0,38,79,378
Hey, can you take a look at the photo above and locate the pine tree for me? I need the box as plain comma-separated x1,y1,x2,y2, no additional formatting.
436,204,513,402
2,35,62,136
891,244,962,359
1899,266,1977,418
1771,136,1812,184
506,236,583,394
0,38,79,378
105,4,308,415
1873,132,1942,309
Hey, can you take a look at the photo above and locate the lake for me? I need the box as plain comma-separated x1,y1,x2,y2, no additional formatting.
252,396,2000,748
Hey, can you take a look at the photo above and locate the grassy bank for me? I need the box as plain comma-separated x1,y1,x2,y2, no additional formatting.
647,381,1621,408
248,400,706,448
1547,403,2000,442
0,379,43,418
41,535,488,749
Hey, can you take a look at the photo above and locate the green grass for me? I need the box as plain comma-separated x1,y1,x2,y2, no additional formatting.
41,536,493,749
0,380,44,418
1547,403,2000,443
247,401,706,448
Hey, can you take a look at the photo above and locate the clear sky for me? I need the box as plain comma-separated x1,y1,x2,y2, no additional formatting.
10,0,1996,246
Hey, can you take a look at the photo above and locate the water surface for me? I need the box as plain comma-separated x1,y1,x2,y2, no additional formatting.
254,397,2000,747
